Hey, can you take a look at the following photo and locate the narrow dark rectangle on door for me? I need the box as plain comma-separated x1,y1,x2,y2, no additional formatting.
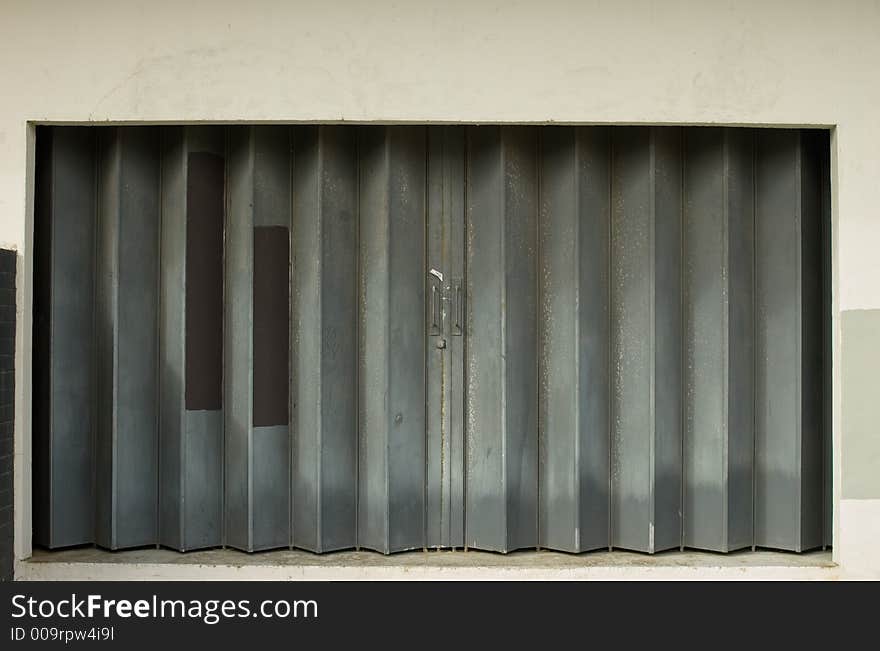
253,226,290,427
185,152,224,410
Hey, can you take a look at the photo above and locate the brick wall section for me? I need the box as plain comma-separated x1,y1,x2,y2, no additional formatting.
0,249,15,581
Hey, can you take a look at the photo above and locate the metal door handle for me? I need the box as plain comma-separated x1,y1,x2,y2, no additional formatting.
429,283,441,335
451,280,462,336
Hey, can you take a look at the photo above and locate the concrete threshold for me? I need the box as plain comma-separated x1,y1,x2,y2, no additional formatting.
18,548,838,580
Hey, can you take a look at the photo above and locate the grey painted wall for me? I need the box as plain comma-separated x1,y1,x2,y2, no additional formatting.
842,309,880,499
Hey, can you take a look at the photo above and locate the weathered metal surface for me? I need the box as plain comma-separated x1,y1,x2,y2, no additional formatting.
610,127,683,553
224,125,252,551
33,127,96,549
225,126,291,552
159,126,225,551
95,127,160,550
799,131,826,551
426,126,466,549
754,129,825,552
539,127,611,552
358,126,427,553
465,126,539,553
291,125,359,552
34,124,831,555
683,127,754,552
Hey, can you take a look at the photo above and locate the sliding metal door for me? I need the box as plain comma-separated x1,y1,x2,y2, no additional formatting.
33,124,831,554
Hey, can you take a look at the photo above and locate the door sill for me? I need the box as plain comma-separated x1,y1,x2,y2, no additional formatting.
18,548,836,580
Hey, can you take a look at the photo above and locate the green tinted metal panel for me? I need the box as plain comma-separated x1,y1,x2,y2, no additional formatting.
683,127,754,552
291,126,359,552
610,127,683,553
95,127,160,550
539,127,611,552
34,125,830,556
465,126,539,553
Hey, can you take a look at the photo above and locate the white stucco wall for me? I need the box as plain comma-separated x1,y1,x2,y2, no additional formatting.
2,0,878,577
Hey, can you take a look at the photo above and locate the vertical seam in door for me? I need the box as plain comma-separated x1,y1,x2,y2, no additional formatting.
535,129,544,549
536,129,544,549
439,127,448,548
536,129,543,549
292,126,300,551
721,129,730,551
607,128,614,551
430,126,434,549
111,130,122,549
221,127,229,551
384,130,391,553
155,128,164,547
222,129,229,550
423,126,430,550
499,127,508,550
648,128,656,553
47,129,55,543
288,127,295,550
751,129,758,550
248,127,256,551
91,132,99,544
179,131,187,550
679,127,687,552
795,132,803,551
462,128,469,550
424,128,431,549
353,126,361,551
315,127,324,551
573,129,581,552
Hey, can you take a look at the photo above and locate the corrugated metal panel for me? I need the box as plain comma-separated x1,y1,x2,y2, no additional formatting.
610,127,683,553
539,127,611,552
358,126,428,553
159,126,225,551
465,126,539,552
683,127,754,552
32,124,831,554
754,129,826,552
291,125,359,552
225,125,291,552
95,127,160,550
33,127,96,549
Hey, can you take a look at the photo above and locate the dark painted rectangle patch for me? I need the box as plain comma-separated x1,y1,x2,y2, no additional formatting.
185,152,224,411
253,226,289,426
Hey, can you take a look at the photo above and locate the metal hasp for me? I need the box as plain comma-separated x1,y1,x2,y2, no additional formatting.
159,126,225,551
33,127,96,549
539,127,612,552
683,128,755,552
466,126,539,552
95,128,160,550
358,126,428,553
755,130,826,552
225,126,291,552
610,127,683,553
291,126,359,552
